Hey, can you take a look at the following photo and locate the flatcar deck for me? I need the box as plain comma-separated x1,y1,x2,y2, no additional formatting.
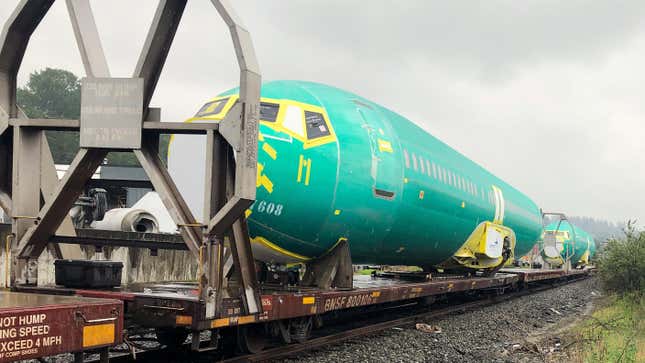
0,292,123,363
500,267,591,282
14,273,518,331
12,268,591,338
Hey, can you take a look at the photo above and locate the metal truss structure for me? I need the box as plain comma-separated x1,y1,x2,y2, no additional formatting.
0,0,261,315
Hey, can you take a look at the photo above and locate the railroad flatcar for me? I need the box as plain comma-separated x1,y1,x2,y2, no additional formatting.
542,221,595,267
168,81,543,271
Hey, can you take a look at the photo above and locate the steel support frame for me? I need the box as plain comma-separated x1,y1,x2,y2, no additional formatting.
11,126,42,284
133,137,201,257
302,239,353,290
203,130,228,317
207,0,260,238
0,0,262,315
0,135,12,215
542,211,575,272
0,0,55,284
16,0,114,281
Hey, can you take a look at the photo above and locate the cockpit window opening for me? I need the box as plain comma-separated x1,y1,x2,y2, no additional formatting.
283,105,305,137
304,111,331,139
260,102,280,122
195,97,230,117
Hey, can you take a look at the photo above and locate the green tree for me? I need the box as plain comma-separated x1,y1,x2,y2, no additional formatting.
17,68,168,166
17,68,81,164
597,222,645,296
17,67,81,119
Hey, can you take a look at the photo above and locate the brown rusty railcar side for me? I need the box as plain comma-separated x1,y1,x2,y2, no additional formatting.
0,292,123,363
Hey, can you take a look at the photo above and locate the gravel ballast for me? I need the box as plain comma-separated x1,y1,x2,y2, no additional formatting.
280,278,599,363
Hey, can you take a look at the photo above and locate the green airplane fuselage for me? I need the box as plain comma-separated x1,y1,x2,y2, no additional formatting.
544,221,596,266
178,80,543,267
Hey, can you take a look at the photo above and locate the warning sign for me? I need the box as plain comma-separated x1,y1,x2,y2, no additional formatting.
0,314,62,361
0,297,123,363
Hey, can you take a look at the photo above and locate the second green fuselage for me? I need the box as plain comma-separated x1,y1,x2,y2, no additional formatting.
543,221,596,266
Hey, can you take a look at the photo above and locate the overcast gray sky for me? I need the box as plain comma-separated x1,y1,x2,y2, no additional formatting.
2,1,643,224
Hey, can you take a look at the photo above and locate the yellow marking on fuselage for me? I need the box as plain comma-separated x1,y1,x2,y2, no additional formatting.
334,209,341,215
258,132,265,142
262,143,277,160
249,236,349,263
256,163,264,188
297,155,312,186
461,201,466,208
260,175,274,193
245,209,252,218
305,159,311,185
492,185,505,224
251,236,311,261
256,163,273,193
377,139,393,153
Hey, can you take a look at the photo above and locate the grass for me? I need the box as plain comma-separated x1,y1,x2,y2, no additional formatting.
568,294,644,362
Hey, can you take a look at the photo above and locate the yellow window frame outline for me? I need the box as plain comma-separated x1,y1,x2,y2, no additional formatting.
270,98,336,149
185,96,337,149
186,96,239,123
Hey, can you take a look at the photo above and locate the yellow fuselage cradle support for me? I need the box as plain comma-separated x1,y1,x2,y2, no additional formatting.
543,254,565,267
440,221,516,270
577,250,590,267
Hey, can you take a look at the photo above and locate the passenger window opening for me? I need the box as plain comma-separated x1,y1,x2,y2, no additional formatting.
412,153,418,171
260,102,279,122
419,156,425,173
374,188,395,199
404,149,410,168
195,97,230,117
304,111,331,139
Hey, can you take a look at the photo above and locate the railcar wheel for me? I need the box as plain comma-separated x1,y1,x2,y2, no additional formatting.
155,327,189,349
237,324,268,354
290,317,313,343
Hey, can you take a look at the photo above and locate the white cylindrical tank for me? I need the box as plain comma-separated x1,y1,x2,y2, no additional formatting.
91,208,159,233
